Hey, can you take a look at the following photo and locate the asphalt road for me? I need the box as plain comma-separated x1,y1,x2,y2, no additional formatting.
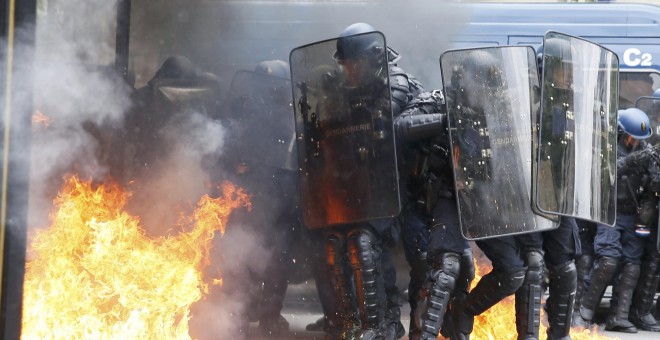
244,278,659,340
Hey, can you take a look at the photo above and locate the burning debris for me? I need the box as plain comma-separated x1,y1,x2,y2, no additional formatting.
22,175,249,339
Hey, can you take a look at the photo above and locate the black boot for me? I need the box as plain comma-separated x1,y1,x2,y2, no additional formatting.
630,255,660,332
546,261,577,340
383,288,405,340
573,256,618,328
445,267,526,340
572,254,593,327
410,252,460,340
605,262,640,333
407,253,429,338
516,249,544,340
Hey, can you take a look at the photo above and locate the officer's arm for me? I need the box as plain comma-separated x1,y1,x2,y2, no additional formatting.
618,146,656,175
390,65,424,115
394,90,447,142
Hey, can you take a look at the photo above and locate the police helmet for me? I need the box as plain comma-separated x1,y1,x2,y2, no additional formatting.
333,23,384,63
618,107,652,140
462,49,503,88
542,38,574,85
254,60,291,80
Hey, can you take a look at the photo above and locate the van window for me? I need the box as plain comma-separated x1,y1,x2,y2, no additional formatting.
619,71,660,109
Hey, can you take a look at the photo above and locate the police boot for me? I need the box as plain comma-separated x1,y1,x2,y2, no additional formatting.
572,254,594,327
324,231,360,340
407,253,429,338
546,261,577,340
446,267,526,340
516,249,544,340
383,288,405,340
605,262,640,333
630,255,660,332
409,252,460,340
573,256,618,328
348,228,386,340
439,248,476,340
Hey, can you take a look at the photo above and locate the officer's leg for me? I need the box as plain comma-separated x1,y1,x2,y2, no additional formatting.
542,216,578,340
446,236,526,340
410,196,467,340
382,248,405,340
400,204,430,337
324,229,360,339
574,224,621,328
347,226,387,339
515,243,545,340
606,221,643,333
573,219,596,326
630,233,660,332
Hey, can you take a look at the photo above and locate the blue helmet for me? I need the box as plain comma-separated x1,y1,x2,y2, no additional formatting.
653,88,660,98
333,23,384,63
618,107,652,139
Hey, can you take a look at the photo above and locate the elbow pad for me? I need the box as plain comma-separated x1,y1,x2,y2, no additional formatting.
395,113,446,141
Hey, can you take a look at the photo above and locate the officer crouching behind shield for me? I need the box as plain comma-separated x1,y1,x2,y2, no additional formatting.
290,23,423,340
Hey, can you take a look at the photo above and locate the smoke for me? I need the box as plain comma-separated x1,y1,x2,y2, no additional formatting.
27,0,132,228
17,0,474,337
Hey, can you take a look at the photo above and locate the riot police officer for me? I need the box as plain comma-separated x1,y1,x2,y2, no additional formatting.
627,91,660,332
295,23,423,340
573,107,654,333
393,89,475,340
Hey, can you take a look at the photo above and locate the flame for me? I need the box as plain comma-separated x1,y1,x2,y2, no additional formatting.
31,110,52,128
445,261,619,340
22,175,250,339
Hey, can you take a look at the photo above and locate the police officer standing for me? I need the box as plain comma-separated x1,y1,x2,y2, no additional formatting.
573,108,654,333
291,23,422,340
393,89,475,340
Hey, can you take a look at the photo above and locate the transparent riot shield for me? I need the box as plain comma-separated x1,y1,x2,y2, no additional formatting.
224,70,297,171
440,46,558,240
290,32,400,229
536,31,618,226
636,96,660,148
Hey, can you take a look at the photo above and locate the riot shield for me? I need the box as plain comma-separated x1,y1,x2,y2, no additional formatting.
636,96,660,148
535,31,618,226
224,70,297,171
290,32,400,229
440,46,558,240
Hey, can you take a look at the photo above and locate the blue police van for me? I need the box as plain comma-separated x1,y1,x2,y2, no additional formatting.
449,2,660,109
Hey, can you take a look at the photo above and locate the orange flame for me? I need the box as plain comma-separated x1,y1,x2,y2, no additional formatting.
31,110,52,128
443,261,618,340
22,175,250,339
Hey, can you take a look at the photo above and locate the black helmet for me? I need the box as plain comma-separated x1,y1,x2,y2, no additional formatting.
462,49,503,88
333,23,384,64
539,37,573,90
254,59,291,80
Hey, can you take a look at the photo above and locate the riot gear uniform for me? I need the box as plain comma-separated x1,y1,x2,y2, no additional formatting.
294,23,422,340
628,90,660,332
619,145,660,332
573,108,654,333
393,90,474,340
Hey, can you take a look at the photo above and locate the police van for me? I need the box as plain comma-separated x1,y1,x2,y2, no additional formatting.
449,2,660,109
